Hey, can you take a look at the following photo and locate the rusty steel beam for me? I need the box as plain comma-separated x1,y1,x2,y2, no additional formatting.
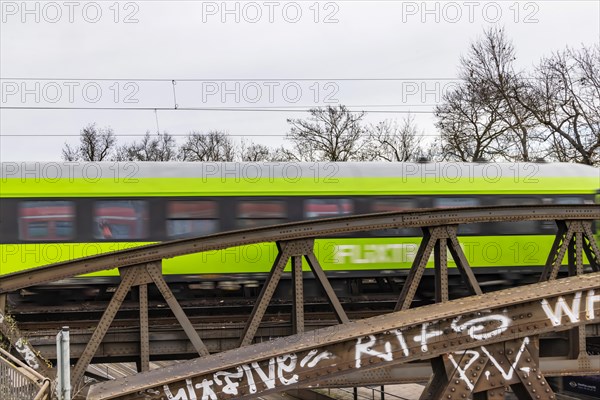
582,222,600,272
292,255,305,335
239,244,291,347
434,237,448,303
422,337,555,399
539,221,597,369
70,262,210,389
145,262,209,358
86,272,600,400
447,230,482,296
139,283,149,373
396,225,483,311
71,266,139,388
240,239,349,346
541,220,597,282
396,228,435,311
305,251,350,324
0,309,53,378
304,356,600,388
1,205,598,294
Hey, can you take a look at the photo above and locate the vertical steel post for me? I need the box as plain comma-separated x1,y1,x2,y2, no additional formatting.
56,326,71,400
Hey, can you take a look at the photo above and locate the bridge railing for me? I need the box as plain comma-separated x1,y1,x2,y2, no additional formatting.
0,347,51,400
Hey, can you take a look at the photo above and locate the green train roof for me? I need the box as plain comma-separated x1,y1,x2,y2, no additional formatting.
1,162,598,197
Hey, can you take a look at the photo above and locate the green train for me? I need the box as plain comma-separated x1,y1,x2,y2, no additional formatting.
0,162,598,297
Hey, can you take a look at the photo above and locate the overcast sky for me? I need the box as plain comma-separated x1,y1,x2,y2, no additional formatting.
1,0,598,161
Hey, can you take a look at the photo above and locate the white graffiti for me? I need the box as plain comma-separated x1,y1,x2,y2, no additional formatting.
481,337,529,380
162,350,333,399
414,322,444,352
450,313,511,340
541,290,600,326
160,289,600,398
448,337,530,390
449,337,530,390
355,335,393,368
355,313,509,369
1,311,40,371
300,349,333,368
447,350,480,391
213,367,243,395
14,338,40,370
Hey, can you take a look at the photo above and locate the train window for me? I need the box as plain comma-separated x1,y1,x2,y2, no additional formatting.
18,201,75,241
497,198,541,234
371,198,420,236
28,222,49,238
304,199,354,219
434,198,480,234
55,221,73,238
167,201,218,238
372,198,417,212
94,200,149,240
237,201,286,228
434,198,479,208
554,197,584,204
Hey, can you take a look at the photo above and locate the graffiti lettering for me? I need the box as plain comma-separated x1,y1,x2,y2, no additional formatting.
162,350,330,399
447,350,480,390
541,291,585,326
450,313,511,340
153,290,599,399
355,335,393,368
481,337,529,380
449,337,532,390
14,338,40,370
414,322,443,352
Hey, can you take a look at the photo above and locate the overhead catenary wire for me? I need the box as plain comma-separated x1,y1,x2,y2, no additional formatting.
0,133,445,137
0,106,438,113
0,77,462,82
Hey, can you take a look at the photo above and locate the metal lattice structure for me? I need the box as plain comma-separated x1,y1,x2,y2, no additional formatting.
0,205,598,400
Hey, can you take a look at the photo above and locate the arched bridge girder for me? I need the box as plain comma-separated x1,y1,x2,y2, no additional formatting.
86,273,600,400
0,205,597,293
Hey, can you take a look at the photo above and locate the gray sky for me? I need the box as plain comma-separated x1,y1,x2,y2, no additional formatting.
1,0,599,161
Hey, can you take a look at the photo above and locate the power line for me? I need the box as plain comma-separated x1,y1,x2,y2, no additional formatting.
0,106,437,113
0,77,461,82
0,133,444,137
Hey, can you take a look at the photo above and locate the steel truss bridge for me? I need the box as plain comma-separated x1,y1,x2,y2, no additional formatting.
0,205,599,400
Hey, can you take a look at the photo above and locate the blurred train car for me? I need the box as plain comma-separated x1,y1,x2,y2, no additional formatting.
1,162,598,300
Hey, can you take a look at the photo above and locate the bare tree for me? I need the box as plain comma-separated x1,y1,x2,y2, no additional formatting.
285,105,368,161
115,132,178,161
435,82,511,161
458,28,599,165
179,131,235,161
460,27,544,161
518,45,600,165
62,123,117,161
366,115,424,161
238,140,272,161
